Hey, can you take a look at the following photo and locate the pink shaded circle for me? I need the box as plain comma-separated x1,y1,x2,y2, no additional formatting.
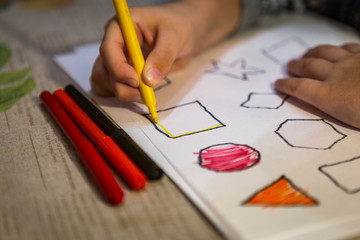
198,143,260,172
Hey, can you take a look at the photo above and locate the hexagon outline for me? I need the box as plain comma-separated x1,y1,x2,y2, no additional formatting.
275,118,347,150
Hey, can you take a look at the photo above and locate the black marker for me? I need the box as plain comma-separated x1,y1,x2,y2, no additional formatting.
65,84,163,181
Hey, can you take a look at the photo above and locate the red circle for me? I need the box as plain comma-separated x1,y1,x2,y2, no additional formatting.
199,143,260,172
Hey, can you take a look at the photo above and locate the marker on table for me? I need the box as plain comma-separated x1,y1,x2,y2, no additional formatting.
65,84,163,181
112,0,158,123
53,89,147,190
40,91,124,205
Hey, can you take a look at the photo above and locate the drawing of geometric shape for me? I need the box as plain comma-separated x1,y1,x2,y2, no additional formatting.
144,100,225,138
261,36,308,65
154,77,171,91
197,143,260,172
240,92,289,109
205,58,265,80
275,119,346,150
242,175,318,207
319,156,360,194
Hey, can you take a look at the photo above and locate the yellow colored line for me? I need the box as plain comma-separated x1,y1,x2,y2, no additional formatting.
156,122,223,138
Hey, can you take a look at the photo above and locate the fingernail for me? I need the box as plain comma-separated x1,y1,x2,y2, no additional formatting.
145,68,162,87
126,78,139,88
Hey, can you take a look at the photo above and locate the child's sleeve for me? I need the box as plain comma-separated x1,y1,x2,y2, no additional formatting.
240,0,360,33
305,0,360,32
240,0,262,29
240,0,304,29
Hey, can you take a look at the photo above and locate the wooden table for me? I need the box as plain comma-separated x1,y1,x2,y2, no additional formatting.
0,1,223,239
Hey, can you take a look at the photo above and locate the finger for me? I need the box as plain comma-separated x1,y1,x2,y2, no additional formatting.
303,44,351,62
342,43,360,53
90,56,142,102
113,81,143,103
100,19,139,87
287,58,332,80
90,56,114,97
275,77,328,108
142,27,184,87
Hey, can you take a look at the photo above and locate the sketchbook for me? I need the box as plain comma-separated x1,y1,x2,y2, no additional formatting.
54,14,360,240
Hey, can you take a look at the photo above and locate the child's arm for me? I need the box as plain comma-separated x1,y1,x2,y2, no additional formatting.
275,43,360,129
90,0,240,102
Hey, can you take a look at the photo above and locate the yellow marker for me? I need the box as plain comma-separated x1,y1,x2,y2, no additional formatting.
156,122,223,138
112,0,158,123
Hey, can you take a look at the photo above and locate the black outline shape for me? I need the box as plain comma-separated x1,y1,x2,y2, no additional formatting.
197,143,260,172
154,77,171,91
144,100,226,139
240,92,289,109
275,119,346,150
205,58,265,80
319,156,360,194
261,36,309,64
242,175,319,207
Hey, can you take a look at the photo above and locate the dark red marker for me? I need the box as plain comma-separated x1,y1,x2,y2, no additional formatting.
40,91,124,205
53,89,147,190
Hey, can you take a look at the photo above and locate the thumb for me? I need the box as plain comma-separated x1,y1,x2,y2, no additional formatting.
142,30,181,87
142,65,164,88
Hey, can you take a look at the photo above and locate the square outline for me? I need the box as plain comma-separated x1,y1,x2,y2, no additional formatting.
144,100,226,138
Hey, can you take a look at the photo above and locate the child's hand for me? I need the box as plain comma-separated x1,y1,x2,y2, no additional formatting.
90,4,195,103
90,0,239,103
275,43,360,129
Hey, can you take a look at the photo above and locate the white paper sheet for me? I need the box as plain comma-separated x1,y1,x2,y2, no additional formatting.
54,14,360,240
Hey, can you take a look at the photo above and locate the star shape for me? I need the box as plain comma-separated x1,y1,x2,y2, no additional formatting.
205,58,265,80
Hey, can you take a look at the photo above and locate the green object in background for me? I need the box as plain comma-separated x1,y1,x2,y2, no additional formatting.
0,44,36,112
0,76,35,112
0,45,11,69
0,3,11,12
0,67,32,85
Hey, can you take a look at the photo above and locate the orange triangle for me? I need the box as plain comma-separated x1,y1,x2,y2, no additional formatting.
243,175,318,207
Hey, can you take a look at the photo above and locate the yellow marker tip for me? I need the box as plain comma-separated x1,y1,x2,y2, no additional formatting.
148,105,158,123
151,113,158,123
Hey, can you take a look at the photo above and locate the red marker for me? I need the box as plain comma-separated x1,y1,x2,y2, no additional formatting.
40,91,124,205
53,89,147,190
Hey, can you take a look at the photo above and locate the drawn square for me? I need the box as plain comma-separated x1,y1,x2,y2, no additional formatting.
319,156,360,194
261,36,308,64
145,101,225,138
